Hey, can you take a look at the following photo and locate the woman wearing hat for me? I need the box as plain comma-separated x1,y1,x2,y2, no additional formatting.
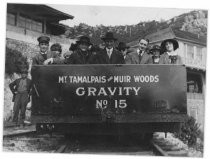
150,45,161,64
159,39,182,64
96,32,125,64
63,36,98,64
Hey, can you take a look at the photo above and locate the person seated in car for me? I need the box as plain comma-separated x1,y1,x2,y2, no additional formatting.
159,38,182,64
150,45,161,64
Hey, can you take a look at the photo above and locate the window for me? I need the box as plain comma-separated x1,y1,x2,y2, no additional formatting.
196,47,202,62
17,15,43,33
7,13,16,25
187,44,194,59
187,73,203,93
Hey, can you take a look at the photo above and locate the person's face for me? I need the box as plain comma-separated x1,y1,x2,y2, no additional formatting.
21,73,27,78
105,40,115,49
139,39,148,51
165,42,174,52
153,50,160,57
39,42,49,53
79,42,89,51
52,51,61,57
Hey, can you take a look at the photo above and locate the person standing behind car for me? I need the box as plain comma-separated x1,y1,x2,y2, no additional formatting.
150,45,162,64
117,42,130,59
125,38,152,64
32,36,60,65
96,32,125,64
9,69,32,126
63,36,98,64
159,38,182,64
50,43,62,57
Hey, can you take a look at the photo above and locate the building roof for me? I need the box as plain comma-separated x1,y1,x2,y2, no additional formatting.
7,3,74,22
129,27,207,47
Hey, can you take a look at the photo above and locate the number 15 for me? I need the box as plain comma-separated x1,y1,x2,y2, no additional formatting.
115,99,127,108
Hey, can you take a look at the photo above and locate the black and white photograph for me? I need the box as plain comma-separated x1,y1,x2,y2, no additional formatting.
1,0,209,158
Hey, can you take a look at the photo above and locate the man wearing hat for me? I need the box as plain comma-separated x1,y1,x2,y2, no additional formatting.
117,42,130,59
125,38,152,64
63,36,98,64
150,45,161,64
96,32,125,64
159,38,182,64
32,36,60,65
9,69,32,126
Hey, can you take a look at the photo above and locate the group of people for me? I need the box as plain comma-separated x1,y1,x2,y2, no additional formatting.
9,31,183,126
32,31,183,66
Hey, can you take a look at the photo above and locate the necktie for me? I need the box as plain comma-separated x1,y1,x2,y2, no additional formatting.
139,53,142,63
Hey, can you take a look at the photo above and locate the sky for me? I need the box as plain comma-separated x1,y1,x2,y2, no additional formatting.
48,4,193,27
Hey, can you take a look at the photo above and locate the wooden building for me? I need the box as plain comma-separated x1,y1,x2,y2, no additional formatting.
6,3,75,54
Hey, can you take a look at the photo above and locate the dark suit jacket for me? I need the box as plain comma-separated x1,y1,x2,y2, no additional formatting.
63,49,98,64
96,48,125,64
125,50,153,64
159,52,183,64
32,51,59,65
9,78,32,95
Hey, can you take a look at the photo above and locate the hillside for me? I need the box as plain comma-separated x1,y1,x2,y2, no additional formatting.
63,10,207,44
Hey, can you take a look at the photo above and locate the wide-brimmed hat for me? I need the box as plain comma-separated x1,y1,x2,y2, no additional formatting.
76,36,91,45
101,32,117,41
117,42,130,51
37,36,50,44
161,38,179,51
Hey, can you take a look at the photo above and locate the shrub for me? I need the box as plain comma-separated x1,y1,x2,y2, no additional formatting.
5,47,28,76
175,115,201,147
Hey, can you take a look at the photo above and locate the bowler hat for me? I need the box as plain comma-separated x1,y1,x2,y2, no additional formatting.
117,42,130,51
76,36,91,45
161,39,179,51
101,32,117,41
37,36,50,44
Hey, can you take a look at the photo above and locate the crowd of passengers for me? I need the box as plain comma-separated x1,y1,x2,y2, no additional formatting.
32,31,183,66
8,31,183,126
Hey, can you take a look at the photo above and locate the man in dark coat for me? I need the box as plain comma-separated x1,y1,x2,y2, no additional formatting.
32,36,60,65
125,38,152,64
63,36,98,64
9,69,32,126
96,32,125,64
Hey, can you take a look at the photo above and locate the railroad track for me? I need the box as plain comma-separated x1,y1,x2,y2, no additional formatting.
54,134,162,155
54,133,189,156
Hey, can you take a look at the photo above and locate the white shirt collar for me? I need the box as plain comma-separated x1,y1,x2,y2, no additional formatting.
106,47,113,53
106,48,113,58
40,51,47,55
137,49,144,56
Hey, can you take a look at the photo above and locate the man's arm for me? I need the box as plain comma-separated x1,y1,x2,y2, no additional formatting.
9,80,17,94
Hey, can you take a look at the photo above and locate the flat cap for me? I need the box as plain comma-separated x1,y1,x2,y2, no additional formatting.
37,36,50,44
